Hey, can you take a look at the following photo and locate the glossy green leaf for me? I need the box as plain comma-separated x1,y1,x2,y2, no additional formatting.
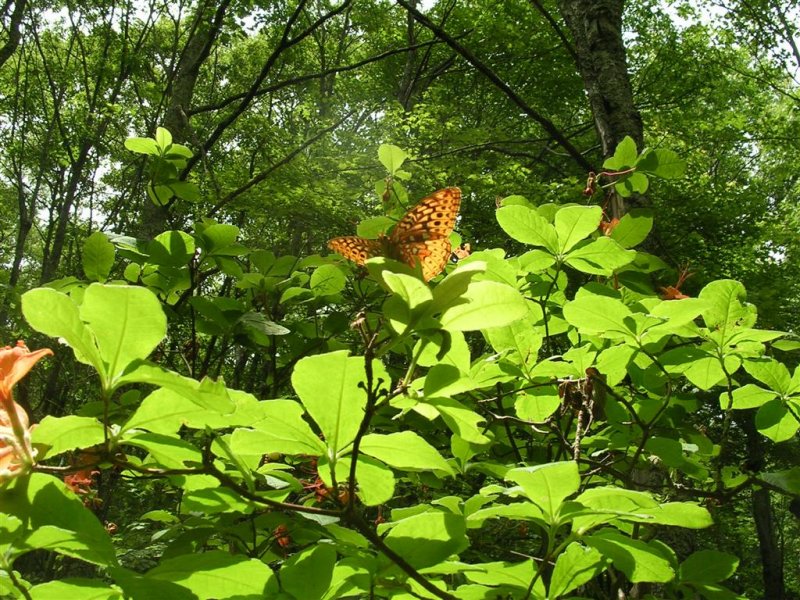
699,280,750,331
496,205,558,251
230,400,327,456
123,432,202,469
679,550,738,583
2,473,117,566
564,236,636,275
563,293,633,338
515,387,560,422
743,358,792,394
31,416,105,459
505,461,579,517
124,137,159,155
360,431,454,475
384,512,468,569
383,272,432,311
117,361,235,413
293,351,382,453
311,264,347,296
108,568,196,600
147,551,274,599
341,455,395,506
29,578,122,600
610,210,653,248
280,544,337,600
378,144,408,174
427,397,491,445
82,232,115,282
724,384,776,410
79,284,166,382
554,205,602,253
759,467,800,494
21,288,104,370
585,531,674,583
755,399,799,442
638,148,686,178
439,281,527,331
549,543,606,598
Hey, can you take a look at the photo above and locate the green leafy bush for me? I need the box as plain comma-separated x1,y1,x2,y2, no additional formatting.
1,141,796,600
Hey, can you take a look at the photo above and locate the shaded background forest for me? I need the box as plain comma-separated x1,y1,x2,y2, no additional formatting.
1,0,799,597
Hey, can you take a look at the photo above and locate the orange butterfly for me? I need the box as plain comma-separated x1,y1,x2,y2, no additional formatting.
328,187,461,282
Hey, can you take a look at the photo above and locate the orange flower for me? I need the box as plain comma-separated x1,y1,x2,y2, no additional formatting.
0,341,52,481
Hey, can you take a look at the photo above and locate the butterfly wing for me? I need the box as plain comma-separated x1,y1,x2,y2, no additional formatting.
391,187,461,243
328,236,383,265
397,238,452,282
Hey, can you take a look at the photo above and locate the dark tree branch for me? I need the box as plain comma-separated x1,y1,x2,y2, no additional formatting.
185,0,352,174
396,0,594,172
209,110,354,216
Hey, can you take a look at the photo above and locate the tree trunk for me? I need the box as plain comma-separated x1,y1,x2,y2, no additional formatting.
556,0,644,218
557,0,643,155
738,413,785,599
138,1,230,238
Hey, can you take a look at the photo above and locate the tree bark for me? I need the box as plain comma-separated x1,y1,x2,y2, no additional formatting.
738,413,786,599
557,0,643,155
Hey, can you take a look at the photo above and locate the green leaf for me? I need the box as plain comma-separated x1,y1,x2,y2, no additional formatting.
439,281,528,332
585,531,674,583
154,127,172,149
564,237,636,275
383,272,432,312
759,467,800,494
427,397,491,445
638,148,686,179
484,319,543,367
342,455,395,506
21,288,104,370
724,384,776,410
280,545,337,600
505,461,580,518
563,293,633,338
29,578,122,600
610,136,638,167
123,432,202,469
383,512,468,569
147,551,274,599
549,543,606,598
310,264,347,296
117,361,235,413
357,216,394,238
699,280,750,330
124,137,159,155
82,232,115,282
2,473,117,566
108,568,196,600
31,416,105,459
360,431,454,475
496,205,558,251
679,550,738,583
610,210,653,248
755,399,799,442
554,205,603,253
149,231,194,267
515,387,560,422
616,171,649,196
378,144,408,174
743,358,792,394
79,284,167,383
230,400,327,456
292,351,378,454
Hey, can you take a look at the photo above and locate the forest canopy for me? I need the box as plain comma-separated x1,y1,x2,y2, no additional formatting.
0,1,799,599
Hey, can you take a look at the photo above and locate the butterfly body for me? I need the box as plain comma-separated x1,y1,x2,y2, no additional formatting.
328,187,461,281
